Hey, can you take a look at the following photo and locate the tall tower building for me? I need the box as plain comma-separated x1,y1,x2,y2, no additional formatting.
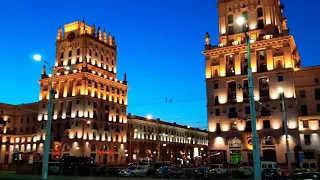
203,0,301,165
38,21,128,164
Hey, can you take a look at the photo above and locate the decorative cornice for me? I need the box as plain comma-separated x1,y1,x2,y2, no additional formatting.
203,36,295,56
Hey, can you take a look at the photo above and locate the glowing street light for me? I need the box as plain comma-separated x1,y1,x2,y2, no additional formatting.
236,17,245,26
277,87,284,93
33,54,55,180
33,54,42,61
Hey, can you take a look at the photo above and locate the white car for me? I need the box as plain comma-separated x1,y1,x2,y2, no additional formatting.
210,164,227,175
119,166,148,177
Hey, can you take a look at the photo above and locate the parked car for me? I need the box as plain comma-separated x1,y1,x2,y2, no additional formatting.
209,164,227,175
193,166,209,178
292,172,320,180
119,166,147,177
261,168,281,180
168,167,182,178
239,162,253,176
95,165,121,176
155,166,172,177
301,159,318,172
119,166,137,177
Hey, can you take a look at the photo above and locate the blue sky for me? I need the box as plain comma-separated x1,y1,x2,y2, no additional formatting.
0,0,316,129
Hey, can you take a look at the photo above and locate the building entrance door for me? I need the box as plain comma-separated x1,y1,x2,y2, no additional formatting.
247,153,253,166
262,150,277,162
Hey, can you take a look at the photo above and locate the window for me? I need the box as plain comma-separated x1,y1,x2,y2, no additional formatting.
303,121,309,128
68,50,72,57
257,8,263,18
215,109,220,116
77,48,80,56
245,106,250,114
259,50,265,60
214,96,219,105
213,82,218,89
314,78,319,84
278,75,283,82
315,89,320,100
228,26,234,35
76,98,80,104
228,14,233,24
60,52,64,59
299,90,306,98
263,120,271,129
258,19,264,29
317,104,320,112
242,11,248,20
304,135,311,145
89,49,92,56
95,51,98,57
42,103,46,108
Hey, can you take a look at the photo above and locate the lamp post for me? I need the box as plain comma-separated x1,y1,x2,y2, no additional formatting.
236,17,261,180
33,54,56,180
278,87,292,174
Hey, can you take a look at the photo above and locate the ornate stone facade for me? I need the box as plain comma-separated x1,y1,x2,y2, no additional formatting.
204,0,301,165
127,114,208,164
36,21,129,164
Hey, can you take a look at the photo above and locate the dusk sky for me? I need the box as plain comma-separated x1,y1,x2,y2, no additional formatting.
0,0,316,129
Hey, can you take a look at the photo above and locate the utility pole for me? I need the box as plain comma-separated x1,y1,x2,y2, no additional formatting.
279,88,292,174
156,118,161,161
236,17,261,180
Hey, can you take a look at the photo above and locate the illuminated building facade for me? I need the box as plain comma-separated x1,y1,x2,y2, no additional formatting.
0,102,40,164
36,21,129,164
294,66,320,161
204,0,301,165
127,114,208,164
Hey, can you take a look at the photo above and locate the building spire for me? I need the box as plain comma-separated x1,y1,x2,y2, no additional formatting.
112,35,116,46
205,32,210,45
91,23,95,37
108,32,112,46
98,26,102,40
103,29,107,43
56,25,62,41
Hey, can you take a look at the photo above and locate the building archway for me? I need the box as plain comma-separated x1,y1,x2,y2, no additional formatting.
229,137,242,164
261,136,277,162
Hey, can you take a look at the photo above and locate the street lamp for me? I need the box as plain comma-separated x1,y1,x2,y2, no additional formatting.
278,87,292,174
33,54,55,180
236,17,262,180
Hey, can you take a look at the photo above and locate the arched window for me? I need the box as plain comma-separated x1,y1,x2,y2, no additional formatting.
76,48,80,56
262,136,275,146
228,14,233,24
257,8,263,18
89,49,92,56
68,50,72,57
229,138,241,148
60,52,64,59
